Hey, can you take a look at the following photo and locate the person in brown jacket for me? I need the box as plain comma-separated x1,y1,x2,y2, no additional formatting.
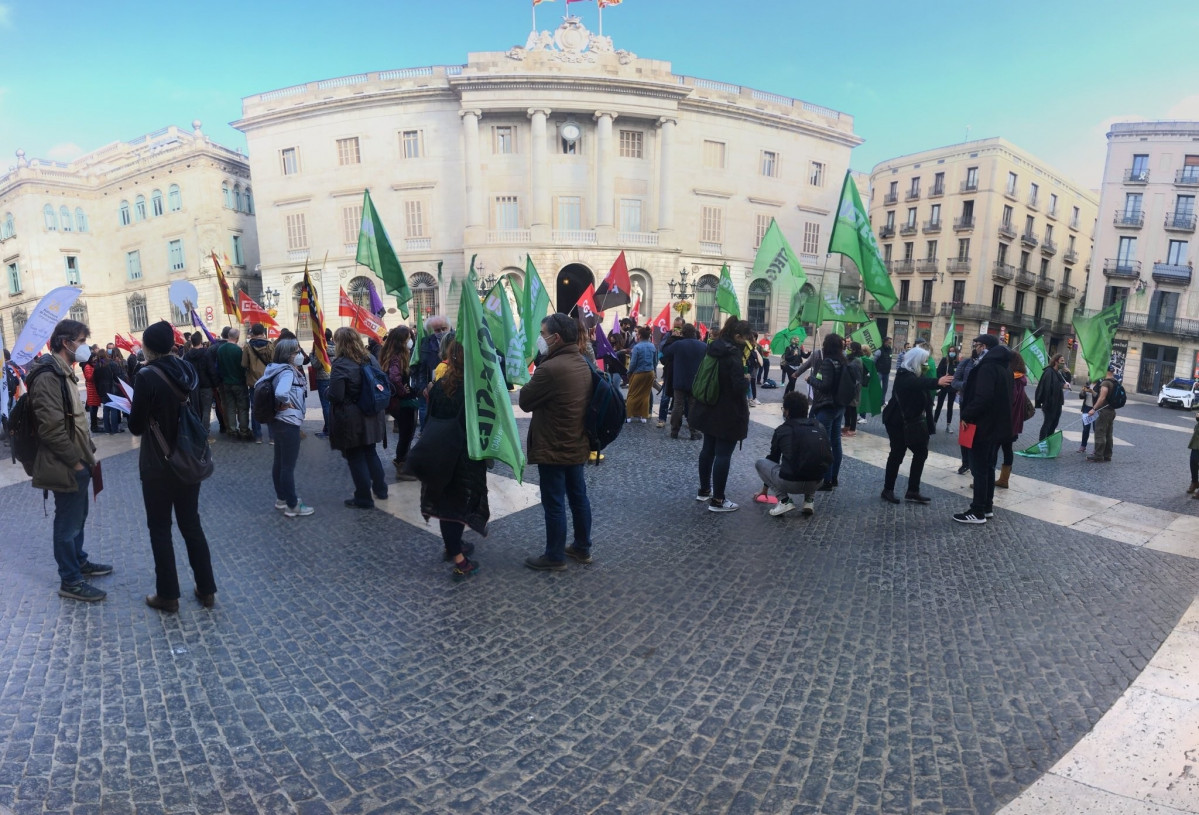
241,322,275,443
28,319,111,602
519,313,594,571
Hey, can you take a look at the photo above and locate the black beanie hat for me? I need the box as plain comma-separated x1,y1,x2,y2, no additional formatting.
973,334,999,349
143,321,175,354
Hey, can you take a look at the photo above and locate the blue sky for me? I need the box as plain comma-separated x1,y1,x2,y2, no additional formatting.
2,0,1198,188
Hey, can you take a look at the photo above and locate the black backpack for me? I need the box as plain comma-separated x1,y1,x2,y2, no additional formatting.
831,360,861,407
1106,378,1127,409
146,367,214,484
252,371,280,425
784,419,834,481
585,367,626,461
8,363,73,477
357,362,393,416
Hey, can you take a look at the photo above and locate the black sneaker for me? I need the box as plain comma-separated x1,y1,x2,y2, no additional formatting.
817,481,835,492
952,511,987,525
956,465,970,475
443,541,476,562
525,556,567,572
79,561,113,577
58,581,106,602
564,546,593,564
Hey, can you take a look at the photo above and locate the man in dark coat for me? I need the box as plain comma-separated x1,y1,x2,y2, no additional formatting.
954,335,1012,524
688,319,752,512
1034,353,1068,440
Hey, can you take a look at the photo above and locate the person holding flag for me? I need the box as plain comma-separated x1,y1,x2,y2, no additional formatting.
1034,353,1069,441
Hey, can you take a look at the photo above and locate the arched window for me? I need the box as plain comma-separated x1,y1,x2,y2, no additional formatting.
43,204,58,231
134,195,147,222
75,208,88,232
69,300,88,324
747,279,772,334
127,294,149,332
2,212,13,239
233,184,244,213
410,272,438,319
244,187,254,215
151,189,164,217
119,200,130,226
167,184,182,212
348,276,374,312
222,183,232,209
694,274,720,330
59,206,73,232
629,270,651,318
291,282,312,340
12,307,29,335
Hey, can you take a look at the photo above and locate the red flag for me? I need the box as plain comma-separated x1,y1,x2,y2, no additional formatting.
339,287,386,339
629,296,641,325
300,264,331,373
338,287,357,318
113,334,135,353
574,283,602,330
237,290,279,330
211,251,242,323
698,322,709,341
594,251,631,311
170,324,187,347
649,302,673,344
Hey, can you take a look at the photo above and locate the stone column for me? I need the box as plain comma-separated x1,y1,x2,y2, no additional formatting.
657,117,677,238
528,108,551,243
594,111,617,241
461,109,484,239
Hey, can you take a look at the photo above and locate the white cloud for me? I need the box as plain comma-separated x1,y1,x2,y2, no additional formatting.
1166,95,1199,120
46,142,83,162
0,4,12,28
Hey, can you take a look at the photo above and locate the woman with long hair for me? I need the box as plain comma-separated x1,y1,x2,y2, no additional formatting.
416,338,488,580
262,337,313,517
995,350,1028,489
811,333,850,491
380,326,419,480
688,317,752,512
880,347,954,504
82,346,101,432
328,327,389,508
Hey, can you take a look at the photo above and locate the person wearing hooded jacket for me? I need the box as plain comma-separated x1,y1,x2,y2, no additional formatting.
810,333,850,491
128,321,217,612
688,317,752,512
260,337,313,518
329,327,389,509
241,323,275,443
954,335,1012,524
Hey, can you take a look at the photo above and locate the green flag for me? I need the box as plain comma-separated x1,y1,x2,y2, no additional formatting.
850,321,883,355
770,325,806,355
356,190,412,318
1072,299,1125,380
802,291,870,325
518,255,551,366
941,312,957,356
411,310,425,368
458,266,526,482
483,279,529,386
716,263,740,318
1015,430,1063,459
752,219,807,290
858,356,884,416
437,261,443,285
829,171,897,311
1020,334,1049,381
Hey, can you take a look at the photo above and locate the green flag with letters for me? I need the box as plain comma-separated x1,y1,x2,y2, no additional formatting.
483,279,529,386
828,171,897,312
518,255,551,366
1072,299,1125,380
850,321,883,355
801,291,870,325
941,312,957,356
1015,430,1063,459
458,267,526,482
716,263,740,318
752,219,807,290
1020,334,1049,381
356,189,412,318
770,325,807,355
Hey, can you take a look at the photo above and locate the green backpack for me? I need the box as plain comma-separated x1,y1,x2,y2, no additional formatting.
692,355,721,405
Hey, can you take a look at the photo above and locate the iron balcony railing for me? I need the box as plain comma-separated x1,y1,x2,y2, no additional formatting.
998,223,1017,240
1164,212,1197,232
899,223,918,236
922,219,942,234
1175,169,1199,186
991,262,1015,281
1124,168,1150,183
929,183,945,198
1101,259,1142,278
1004,186,1019,200
1027,195,1039,210
879,225,895,239
947,258,971,274
892,300,937,316
916,259,939,275
889,259,915,275
1076,307,1199,340
1151,263,1193,285
960,181,978,193
953,216,974,231
883,192,899,205
1020,231,1039,248
1041,238,1057,256
1033,276,1055,294
1057,282,1077,300
1114,210,1144,228
905,189,920,202
1015,269,1037,288
1063,249,1079,264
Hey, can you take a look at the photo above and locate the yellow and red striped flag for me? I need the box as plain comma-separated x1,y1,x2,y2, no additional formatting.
300,264,331,373
598,0,622,7
211,251,242,323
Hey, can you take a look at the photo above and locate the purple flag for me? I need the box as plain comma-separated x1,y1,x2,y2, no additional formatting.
594,323,615,360
366,279,387,318
191,309,217,342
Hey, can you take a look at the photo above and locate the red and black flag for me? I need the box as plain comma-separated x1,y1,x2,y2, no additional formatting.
593,251,631,312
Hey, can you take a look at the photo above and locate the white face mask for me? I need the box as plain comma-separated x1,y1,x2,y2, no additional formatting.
292,353,304,367
406,339,414,351
74,342,91,365
536,335,550,356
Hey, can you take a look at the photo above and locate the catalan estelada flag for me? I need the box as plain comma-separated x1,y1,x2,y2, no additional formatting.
300,263,331,373
211,251,241,323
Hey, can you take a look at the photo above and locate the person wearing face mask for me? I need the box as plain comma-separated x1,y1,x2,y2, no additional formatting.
380,326,419,479
27,319,110,602
257,337,313,517
951,344,980,474
415,316,451,427
932,346,959,433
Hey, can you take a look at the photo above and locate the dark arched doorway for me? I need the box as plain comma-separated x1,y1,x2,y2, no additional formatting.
556,263,594,314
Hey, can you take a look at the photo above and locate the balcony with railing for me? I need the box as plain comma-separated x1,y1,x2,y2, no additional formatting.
888,259,915,275
879,225,896,239
960,181,978,193
991,262,1015,281
1041,238,1057,256
1057,282,1078,300
487,229,532,244
893,300,938,317
1020,231,1039,248
1015,269,1037,288
699,241,723,255
1124,168,1150,184
1175,169,1199,186
997,222,1017,240
883,192,899,205
1164,212,1197,232
1114,210,1144,228
404,237,431,251
1033,275,1055,294
916,259,939,275
620,231,660,247
922,219,942,234
953,216,974,232
553,229,598,245
899,223,918,236
1046,207,1058,221
905,189,920,202
1063,248,1079,264
1101,258,1142,279
1152,263,1193,285
1116,310,1199,339
929,182,945,198
945,303,1034,329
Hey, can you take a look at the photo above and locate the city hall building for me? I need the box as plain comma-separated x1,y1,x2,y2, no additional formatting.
233,17,863,339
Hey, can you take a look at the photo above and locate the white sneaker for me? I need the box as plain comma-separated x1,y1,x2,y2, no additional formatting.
801,499,815,516
283,503,315,517
708,498,739,513
769,499,796,516
274,499,287,511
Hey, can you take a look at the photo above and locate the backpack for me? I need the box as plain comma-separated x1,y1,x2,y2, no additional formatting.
146,367,214,484
760,378,778,389
585,366,626,459
1106,378,1127,409
252,370,281,425
784,419,834,481
691,355,721,405
8,364,73,476
357,362,392,416
832,360,861,407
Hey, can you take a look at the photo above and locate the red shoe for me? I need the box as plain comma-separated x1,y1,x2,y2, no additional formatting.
753,493,779,505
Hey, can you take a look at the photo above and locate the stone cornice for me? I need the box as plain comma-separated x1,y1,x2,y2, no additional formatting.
390,181,437,192
748,196,784,208
678,98,863,148
273,195,312,207
693,188,735,199
797,204,830,216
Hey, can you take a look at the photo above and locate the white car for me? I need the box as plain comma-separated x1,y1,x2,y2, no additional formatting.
1157,378,1199,409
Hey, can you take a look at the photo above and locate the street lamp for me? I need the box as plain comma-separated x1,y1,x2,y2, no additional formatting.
260,287,280,310
475,272,498,298
668,267,693,302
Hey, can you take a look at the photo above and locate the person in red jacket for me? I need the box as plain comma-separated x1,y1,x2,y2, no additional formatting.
82,346,101,432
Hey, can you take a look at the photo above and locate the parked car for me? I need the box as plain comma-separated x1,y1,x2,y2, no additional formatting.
1157,377,1199,409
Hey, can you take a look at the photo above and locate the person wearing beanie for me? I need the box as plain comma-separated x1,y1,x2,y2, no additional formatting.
127,321,218,612
953,335,1011,524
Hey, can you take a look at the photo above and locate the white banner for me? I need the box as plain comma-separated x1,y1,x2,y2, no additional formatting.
12,286,83,366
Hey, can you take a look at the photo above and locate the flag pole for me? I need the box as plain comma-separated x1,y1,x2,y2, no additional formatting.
599,2,603,36
532,0,537,32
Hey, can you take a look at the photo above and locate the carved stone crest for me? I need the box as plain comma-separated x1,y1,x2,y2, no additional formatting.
507,19,635,64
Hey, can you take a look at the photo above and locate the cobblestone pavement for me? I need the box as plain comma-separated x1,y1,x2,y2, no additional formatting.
1,395,1197,814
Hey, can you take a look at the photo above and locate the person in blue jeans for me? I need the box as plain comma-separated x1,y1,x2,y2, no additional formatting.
810,332,850,491
520,313,594,570
261,338,313,517
329,328,389,509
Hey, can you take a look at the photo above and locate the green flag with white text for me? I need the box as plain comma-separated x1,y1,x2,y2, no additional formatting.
356,189,412,318
483,279,529,386
519,255,550,366
458,267,526,482
941,312,957,356
1015,430,1063,459
752,219,807,290
850,321,883,355
716,263,740,318
1020,334,1049,381
802,291,870,325
1072,299,1125,380
829,171,897,311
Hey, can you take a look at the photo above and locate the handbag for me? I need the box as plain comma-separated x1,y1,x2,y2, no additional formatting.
403,401,465,491
1022,395,1036,421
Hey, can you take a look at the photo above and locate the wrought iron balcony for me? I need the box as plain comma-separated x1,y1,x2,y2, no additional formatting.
929,183,945,198
883,192,899,205
1033,276,1055,294
1020,231,1039,248
960,181,978,193
888,259,915,275
879,225,895,239
893,300,938,317
1015,269,1037,288
1152,263,1193,285
1113,210,1144,228
946,303,1035,329
1101,258,1141,279
1175,169,1199,186
899,223,918,236
1063,249,1078,264
922,219,942,234
1164,212,1197,232
1041,238,1057,256
1115,310,1199,339
1123,168,1150,184
953,216,974,231
905,189,920,202
947,258,972,275
997,222,1017,240
991,262,1015,281
1057,282,1077,300
916,259,939,275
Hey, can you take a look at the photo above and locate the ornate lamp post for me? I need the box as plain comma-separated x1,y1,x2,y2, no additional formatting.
668,267,695,320
260,287,280,311
475,272,498,298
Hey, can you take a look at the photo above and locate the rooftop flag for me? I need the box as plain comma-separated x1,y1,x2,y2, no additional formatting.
829,170,898,312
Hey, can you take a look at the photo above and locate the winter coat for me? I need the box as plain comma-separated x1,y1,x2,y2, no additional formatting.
811,354,850,414
660,338,708,392
128,355,201,481
241,338,274,387
767,416,828,482
873,345,894,376
184,345,218,389
1010,374,1028,439
960,346,1014,443
328,355,388,452
82,362,100,407
847,357,864,408
884,368,940,429
92,358,118,400
28,354,96,493
1035,366,1067,412
519,342,592,466
687,338,750,443
951,355,977,393
420,379,489,536
260,362,307,426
